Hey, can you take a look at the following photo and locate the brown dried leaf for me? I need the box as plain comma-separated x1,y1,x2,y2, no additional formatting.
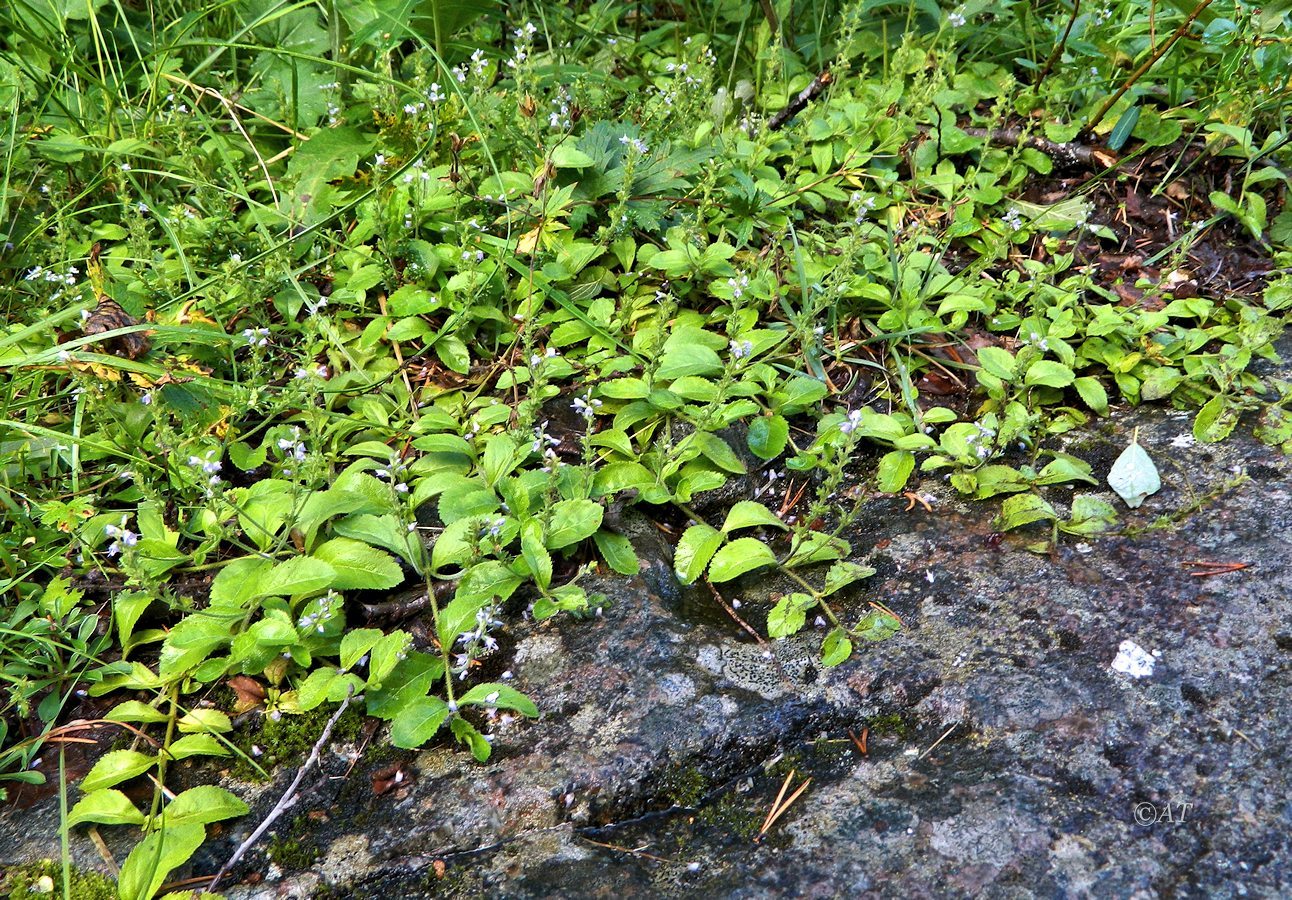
83,296,150,360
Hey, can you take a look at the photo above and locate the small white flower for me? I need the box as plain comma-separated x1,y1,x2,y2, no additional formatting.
120,163,131,172
1003,207,1024,231
427,83,445,103
729,339,753,359
838,409,864,434
948,10,966,27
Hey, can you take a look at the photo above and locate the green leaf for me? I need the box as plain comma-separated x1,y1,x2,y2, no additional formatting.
822,561,876,597
521,519,553,589
546,499,604,549
657,344,723,380
876,450,915,493
1074,376,1109,415
390,696,451,749
341,628,384,671
117,822,205,900
593,529,640,575
65,790,147,830
692,431,746,474
784,531,849,567
721,501,787,533
674,523,725,584
767,593,815,638
1024,360,1075,388
820,627,854,667
995,493,1058,530
166,734,230,760
451,716,493,762
708,537,777,582
1193,395,1239,443
747,414,789,460
459,683,539,716
313,537,403,590
113,590,154,650
976,346,1016,380
162,785,248,829
854,609,902,642
550,145,595,168
257,556,337,598
80,750,155,793
104,700,169,725
1107,103,1141,151
298,667,340,711
176,709,231,734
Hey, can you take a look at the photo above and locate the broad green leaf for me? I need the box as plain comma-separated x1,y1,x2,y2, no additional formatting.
876,450,915,493
822,561,876,597
546,499,603,549
66,790,147,829
117,822,205,900
369,631,413,685
81,750,155,793
747,414,789,460
313,538,403,590
297,667,340,711
104,700,169,725
257,556,336,598
176,709,231,734
521,519,553,589
459,683,539,716
767,593,815,638
977,346,1016,380
593,529,639,575
995,493,1058,530
451,716,492,762
721,501,787,533
1074,376,1109,415
820,627,854,667
162,786,248,829
166,734,230,760
1024,360,1075,388
854,609,902,642
390,696,451,749
692,431,746,474
784,531,849,567
707,537,777,582
341,628,385,671
674,523,724,584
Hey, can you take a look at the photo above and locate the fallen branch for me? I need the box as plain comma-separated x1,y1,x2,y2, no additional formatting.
205,687,355,894
920,123,1118,169
767,71,834,131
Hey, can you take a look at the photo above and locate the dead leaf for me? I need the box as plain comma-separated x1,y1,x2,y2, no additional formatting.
83,296,150,360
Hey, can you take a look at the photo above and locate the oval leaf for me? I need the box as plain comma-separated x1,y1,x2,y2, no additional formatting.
707,537,777,583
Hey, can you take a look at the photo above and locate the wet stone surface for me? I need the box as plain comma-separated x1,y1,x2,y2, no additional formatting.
4,371,1292,898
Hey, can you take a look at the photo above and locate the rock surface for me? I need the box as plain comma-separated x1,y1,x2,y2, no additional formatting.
3,357,1291,899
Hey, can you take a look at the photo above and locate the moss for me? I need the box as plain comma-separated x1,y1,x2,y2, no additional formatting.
265,813,322,871
867,712,915,740
695,792,763,843
657,765,710,807
1,860,115,900
229,703,366,782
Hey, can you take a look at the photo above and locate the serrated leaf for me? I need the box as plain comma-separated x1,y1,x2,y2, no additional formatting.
313,538,403,590
674,523,725,584
822,561,876,596
721,500,787,533
593,529,639,575
162,785,248,829
1024,360,1075,388
166,734,230,760
340,628,384,671
767,593,815,638
747,414,789,460
876,450,915,493
104,700,169,724
257,556,336,598
546,499,603,549
708,537,777,582
459,683,539,716
66,789,147,829
117,822,205,900
81,749,155,793
820,627,854,667
995,493,1058,530
390,696,451,749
